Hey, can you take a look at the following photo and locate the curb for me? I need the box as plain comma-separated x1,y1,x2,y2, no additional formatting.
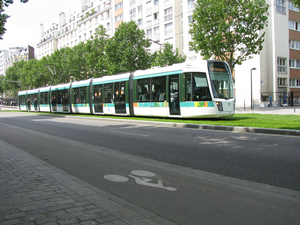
38,114,300,137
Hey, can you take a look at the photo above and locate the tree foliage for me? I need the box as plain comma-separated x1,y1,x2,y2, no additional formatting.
152,43,186,67
291,0,300,9
105,21,152,74
0,0,29,39
1,23,186,97
189,0,269,73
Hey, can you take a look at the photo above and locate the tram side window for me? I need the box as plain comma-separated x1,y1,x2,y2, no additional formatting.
73,88,80,104
152,76,166,102
40,93,44,104
137,78,150,102
62,90,68,104
80,87,87,103
185,73,212,101
19,95,26,105
52,91,58,105
104,83,113,103
57,91,62,104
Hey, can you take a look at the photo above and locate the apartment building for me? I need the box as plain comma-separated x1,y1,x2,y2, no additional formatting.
234,0,300,108
0,50,9,76
37,0,113,59
115,0,182,54
0,46,35,76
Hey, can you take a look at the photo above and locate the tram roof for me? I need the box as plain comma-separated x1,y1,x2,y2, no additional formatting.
27,88,40,94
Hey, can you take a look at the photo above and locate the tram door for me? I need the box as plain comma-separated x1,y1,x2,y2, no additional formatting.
169,75,180,115
114,82,126,114
62,90,69,112
94,85,103,113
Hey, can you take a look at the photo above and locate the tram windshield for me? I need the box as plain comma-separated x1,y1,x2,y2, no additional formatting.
208,61,234,99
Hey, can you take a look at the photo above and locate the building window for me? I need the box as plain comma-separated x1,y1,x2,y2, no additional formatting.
289,59,300,69
115,2,123,11
154,26,159,34
277,57,287,73
115,14,123,22
164,22,173,36
164,7,172,21
289,20,300,31
188,16,193,24
147,29,152,37
138,19,143,26
288,1,299,12
289,40,300,50
290,79,300,87
276,0,286,14
138,5,142,12
154,0,159,5
130,0,136,8
278,78,287,86
188,0,194,8
130,9,136,20
154,12,159,20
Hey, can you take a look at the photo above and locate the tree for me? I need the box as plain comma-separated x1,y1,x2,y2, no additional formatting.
290,0,300,9
85,25,109,77
0,0,28,39
105,21,152,74
2,60,25,96
152,43,186,67
189,0,269,73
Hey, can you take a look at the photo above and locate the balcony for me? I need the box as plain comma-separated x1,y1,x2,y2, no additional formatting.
153,4,159,13
147,20,152,28
153,33,160,41
146,7,152,16
164,29,173,37
153,19,159,26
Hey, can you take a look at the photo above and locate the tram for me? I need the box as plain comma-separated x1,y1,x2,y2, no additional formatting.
18,60,235,118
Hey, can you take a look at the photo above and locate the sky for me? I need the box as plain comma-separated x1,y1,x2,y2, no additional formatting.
0,0,81,50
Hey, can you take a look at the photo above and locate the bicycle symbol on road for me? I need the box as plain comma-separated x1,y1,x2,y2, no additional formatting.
104,170,177,191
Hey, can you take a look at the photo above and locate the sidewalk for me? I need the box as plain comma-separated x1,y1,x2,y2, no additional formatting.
235,106,300,115
0,140,173,225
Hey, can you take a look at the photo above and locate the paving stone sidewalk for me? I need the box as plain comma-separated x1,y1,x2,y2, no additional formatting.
0,140,172,225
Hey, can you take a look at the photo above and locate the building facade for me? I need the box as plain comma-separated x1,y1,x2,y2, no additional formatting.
0,46,35,77
37,0,113,59
234,0,300,108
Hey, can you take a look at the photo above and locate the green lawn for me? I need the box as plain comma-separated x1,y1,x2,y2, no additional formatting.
3,110,300,130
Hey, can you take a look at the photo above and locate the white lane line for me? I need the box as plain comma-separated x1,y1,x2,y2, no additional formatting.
109,130,150,137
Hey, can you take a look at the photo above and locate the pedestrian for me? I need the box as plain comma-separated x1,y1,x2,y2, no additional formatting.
283,92,287,104
269,94,272,107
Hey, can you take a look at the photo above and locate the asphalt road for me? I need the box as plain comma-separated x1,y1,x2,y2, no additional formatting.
1,112,300,224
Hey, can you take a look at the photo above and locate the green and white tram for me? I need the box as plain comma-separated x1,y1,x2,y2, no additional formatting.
18,60,235,118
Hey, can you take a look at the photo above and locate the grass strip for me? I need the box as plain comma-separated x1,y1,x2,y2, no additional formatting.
3,110,299,131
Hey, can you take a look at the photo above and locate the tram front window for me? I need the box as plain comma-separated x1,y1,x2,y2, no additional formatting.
208,61,234,99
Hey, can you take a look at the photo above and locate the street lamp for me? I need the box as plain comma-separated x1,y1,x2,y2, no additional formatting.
45,64,56,85
250,68,257,110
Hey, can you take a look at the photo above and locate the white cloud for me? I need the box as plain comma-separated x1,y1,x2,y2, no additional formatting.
0,0,80,50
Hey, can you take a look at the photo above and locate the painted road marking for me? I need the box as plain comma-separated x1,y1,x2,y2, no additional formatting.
104,170,177,191
109,130,150,137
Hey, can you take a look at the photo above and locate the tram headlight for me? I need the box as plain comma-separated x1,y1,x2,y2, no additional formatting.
216,102,223,111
